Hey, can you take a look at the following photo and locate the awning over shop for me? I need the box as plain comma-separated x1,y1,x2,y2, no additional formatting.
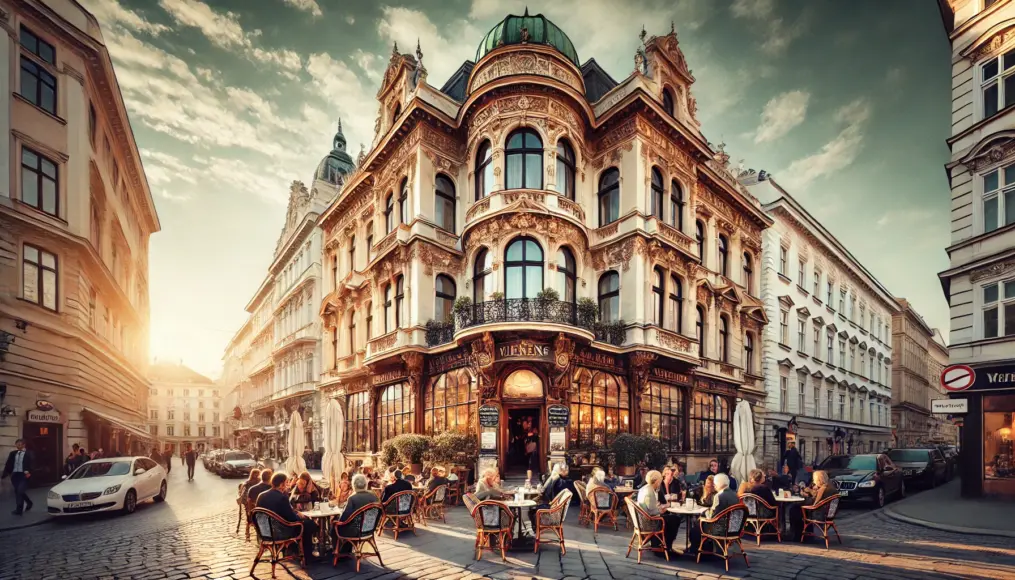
83,407,153,442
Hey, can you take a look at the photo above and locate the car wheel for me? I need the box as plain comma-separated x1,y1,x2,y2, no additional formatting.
122,490,137,515
154,480,167,502
876,487,886,508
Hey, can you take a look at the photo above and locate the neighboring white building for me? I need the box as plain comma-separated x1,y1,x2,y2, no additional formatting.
147,361,221,454
751,178,897,468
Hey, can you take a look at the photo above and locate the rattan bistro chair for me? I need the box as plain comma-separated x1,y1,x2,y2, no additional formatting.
534,489,572,555
240,497,257,541
588,486,620,533
446,479,461,506
574,481,591,526
470,500,515,562
801,495,842,549
249,508,305,579
741,493,781,545
332,503,384,572
462,492,480,514
421,484,448,524
696,504,750,572
623,497,668,563
380,490,418,540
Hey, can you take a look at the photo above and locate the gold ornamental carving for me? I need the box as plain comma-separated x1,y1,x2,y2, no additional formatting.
550,333,576,401
629,351,658,394
968,26,1015,62
591,236,645,272
694,182,735,220
464,213,586,254
418,241,465,276
470,51,584,93
658,330,693,354
401,351,425,397
466,198,491,222
470,332,497,401
696,284,713,305
636,117,694,173
595,119,638,154
644,240,692,275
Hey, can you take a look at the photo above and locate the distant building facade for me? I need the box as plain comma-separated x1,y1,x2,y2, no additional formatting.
0,1,159,484
147,362,221,455
891,299,938,447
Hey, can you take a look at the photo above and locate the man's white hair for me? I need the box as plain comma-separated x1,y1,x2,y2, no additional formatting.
714,473,730,490
352,474,368,491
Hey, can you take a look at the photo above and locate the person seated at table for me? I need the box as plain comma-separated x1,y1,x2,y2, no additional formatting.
769,465,794,491
697,458,720,484
790,470,834,540
658,467,685,503
247,469,273,502
602,466,622,489
335,474,379,554
587,468,607,491
706,473,738,518
632,465,649,489
527,462,566,530
746,469,777,506
673,463,688,486
332,478,352,505
426,466,449,492
290,471,322,511
367,470,382,489
636,470,681,558
256,472,318,558
697,475,717,508
475,468,508,500
737,479,751,497
240,469,261,500
381,470,412,503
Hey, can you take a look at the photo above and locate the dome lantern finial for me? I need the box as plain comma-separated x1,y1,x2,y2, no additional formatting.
337,118,343,134
524,6,530,16
671,21,675,35
640,25,647,45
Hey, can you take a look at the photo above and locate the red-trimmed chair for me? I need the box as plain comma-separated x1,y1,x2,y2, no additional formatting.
696,504,750,572
588,486,619,533
623,497,668,564
249,508,304,579
801,495,842,549
741,493,781,545
470,500,514,562
534,489,572,555
332,503,384,571
379,490,418,540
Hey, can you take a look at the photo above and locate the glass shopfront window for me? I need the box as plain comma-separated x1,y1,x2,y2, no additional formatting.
689,391,733,454
424,368,477,434
377,383,414,447
569,368,629,449
641,381,685,452
345,391,371,453
984,395,1015,489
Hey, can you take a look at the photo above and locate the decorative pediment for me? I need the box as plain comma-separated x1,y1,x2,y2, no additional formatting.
812,316,826,326
825,374,838,384
839,379,850,388
963,21,1015,63
811,370,825,379
956,132,1015,171
741,305,768,325
857,385,869,394
778,295,795,308
797,365,811,375
777,358,795,369
716,283,743,304
858,341,867,350
796,306,811,318
838,329,849,339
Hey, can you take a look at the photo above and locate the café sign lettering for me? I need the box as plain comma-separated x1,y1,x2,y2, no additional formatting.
497,340,551,361
27,409,61,423
574,348,623,371
651,367,692,385
947,363,1015,393
428,349,471,374
371,370,406,386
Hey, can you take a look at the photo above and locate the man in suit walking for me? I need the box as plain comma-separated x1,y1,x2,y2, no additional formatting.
2,439,34,515
184,445,198,481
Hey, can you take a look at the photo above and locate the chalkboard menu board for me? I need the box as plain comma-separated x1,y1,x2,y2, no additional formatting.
478,405,499,427
547,404,570,427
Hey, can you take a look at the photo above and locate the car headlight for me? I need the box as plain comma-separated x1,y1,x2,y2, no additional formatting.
103,484,122,496
858,480,877,488
47,490,60,500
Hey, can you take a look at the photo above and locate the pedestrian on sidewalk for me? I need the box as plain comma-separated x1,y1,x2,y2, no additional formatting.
185,445,198,481
2,439,34,516
782,441,803,483
164,445,173,475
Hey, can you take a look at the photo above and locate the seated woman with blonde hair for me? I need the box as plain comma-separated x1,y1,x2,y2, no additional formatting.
789,470,835,539
697,474,717,507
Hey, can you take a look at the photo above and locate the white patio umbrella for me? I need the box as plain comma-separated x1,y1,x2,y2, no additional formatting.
730,400,758,485
284,410,308,476
320,398,345,489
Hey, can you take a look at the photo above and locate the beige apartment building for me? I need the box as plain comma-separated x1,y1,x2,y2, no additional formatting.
147,361,222,455
0,1,159,485
891,299,937,447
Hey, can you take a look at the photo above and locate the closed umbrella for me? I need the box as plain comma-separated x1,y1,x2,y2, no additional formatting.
320,399,345,490
730,400,758,484
285,410,307,476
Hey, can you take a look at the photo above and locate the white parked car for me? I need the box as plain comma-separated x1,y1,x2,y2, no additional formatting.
47,456,167,516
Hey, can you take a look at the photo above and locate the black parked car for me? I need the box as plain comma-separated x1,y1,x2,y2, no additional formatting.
217,451,259,478
936,445,959,480
819,453,905,508
888,448,948,488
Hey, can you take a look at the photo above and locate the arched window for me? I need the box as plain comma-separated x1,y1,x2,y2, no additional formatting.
695,220,705,260
669,275,682,333
365,301,373,340
641,381,685,452
569,368,630,448
473,249,492,303
383,283,393,333
424,368,478,434
365,221,374,259
475,140,494,200
742,252,754,295
696,305,705,357
598,272,620,322
344,391,370,453
435,174,455,232
398,178,409,226
651,167,664,220
435,274,456,323
377,383,413,448
505,128,543,189
348,310,357,355
719,315,729,362
504,237,543,300
555,139,576,200
557,247,577,305
395,275,405,328
652,267,665,326
348,235,356,273
384,192,395,233
662,88,675,117
598,168,620,226
671,180,684,231
718,234,729,276
745,332,754,373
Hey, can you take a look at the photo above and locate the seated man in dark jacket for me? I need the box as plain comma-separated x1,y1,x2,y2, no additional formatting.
247,468,273,502
255,472,318,556
425,466,449,493
745,469,777,506
689,473,740,554
381,469,413,503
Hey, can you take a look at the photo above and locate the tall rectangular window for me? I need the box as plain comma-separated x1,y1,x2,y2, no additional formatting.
838,340,846,367
983,165,1015,234
983,279,1015,338
798,259,806,287
813,383,821,418
779,246,788,276
22,244,57,310
780,309,789,344
19,26,57,115
826,330,834,361
813,324,821,359
813,271,821,296
798,378,806,415
797,319,806,353
780,377,788,412
981,49,1015,120
20,147,58,216
827,390,833,419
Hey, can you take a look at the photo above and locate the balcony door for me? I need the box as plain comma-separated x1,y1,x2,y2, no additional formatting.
505,237,543,300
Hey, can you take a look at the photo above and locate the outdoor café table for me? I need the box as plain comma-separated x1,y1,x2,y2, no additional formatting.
514,487,542,498
773,495,806,534
501,499,537,549
299,503,346,558
613,487,635,526
666,504,709,553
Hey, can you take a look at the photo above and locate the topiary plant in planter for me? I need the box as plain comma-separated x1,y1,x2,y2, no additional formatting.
611,433,645,477
380,440,399,468
390,433,432,475
577,298,599,329
453,296,473,328
535,287,560,320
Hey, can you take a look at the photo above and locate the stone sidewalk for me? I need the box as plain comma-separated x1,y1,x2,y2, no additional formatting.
883,478,1015,537
0,482,50,531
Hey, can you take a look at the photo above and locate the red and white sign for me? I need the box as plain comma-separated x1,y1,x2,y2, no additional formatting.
940,364,975,392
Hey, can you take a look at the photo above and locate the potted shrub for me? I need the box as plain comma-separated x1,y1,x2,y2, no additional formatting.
390,433,432,475
380,440,399,468
642,436,667,470
607,320,627,346
489,291,506,322
577,298,599,329
535,287,559,321
453,296,473,328
611,433,645,477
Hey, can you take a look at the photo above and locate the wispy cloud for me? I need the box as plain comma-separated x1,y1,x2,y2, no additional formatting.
731,0,806,56
875,208,935,229
730,0,774,19
281,0,322,18
754,90,809,143
779,98,872,191
81,0,169,35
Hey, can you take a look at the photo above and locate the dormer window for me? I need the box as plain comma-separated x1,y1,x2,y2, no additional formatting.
662,88,675,117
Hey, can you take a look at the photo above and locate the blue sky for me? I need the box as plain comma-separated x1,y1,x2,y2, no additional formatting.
80,0,952,378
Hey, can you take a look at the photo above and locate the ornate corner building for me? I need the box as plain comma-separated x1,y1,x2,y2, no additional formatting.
939,0,1015,499
0,0,160,484
316,12,771,476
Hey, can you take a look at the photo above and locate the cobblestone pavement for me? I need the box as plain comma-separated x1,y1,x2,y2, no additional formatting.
2,489,1013,580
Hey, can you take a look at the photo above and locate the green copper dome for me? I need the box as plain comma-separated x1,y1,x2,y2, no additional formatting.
476,9,579,66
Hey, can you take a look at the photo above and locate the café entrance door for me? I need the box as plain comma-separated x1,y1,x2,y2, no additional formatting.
500,368,546,478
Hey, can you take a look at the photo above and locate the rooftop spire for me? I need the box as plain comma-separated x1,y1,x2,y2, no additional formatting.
337,118,343,134
524,6,530,16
